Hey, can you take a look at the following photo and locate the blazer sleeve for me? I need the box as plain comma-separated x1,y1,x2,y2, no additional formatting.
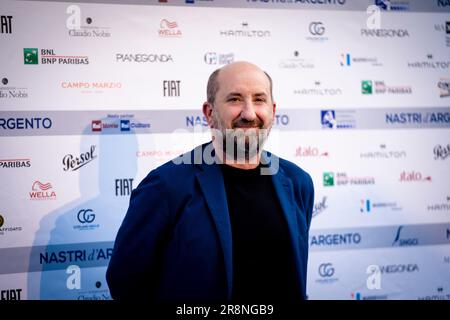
106,170,171,300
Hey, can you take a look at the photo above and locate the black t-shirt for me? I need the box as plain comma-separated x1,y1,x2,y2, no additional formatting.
220,164,300,303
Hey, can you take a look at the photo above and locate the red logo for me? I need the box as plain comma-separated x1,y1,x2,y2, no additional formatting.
399,171,432,182
159,19,182,37
295,146,329,157
29,181,57,200
92,120,102,132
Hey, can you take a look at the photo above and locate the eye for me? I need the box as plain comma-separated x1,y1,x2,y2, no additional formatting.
227,97,240,102
255,98,266,103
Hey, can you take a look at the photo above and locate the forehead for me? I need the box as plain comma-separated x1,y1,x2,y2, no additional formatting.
216,68,270,96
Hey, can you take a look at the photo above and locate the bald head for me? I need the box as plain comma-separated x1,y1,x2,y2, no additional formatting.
206,61,273,106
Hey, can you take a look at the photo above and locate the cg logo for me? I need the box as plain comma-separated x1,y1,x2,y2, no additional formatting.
77,209,95,224
204,52,217,65
318,263,335,277
309,22,325,36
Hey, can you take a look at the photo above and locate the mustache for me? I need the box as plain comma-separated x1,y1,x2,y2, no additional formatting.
232,118,264,129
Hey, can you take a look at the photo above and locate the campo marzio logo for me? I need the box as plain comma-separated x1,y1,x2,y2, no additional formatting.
29,181,57,200
23,48,89,65
62,145,97,171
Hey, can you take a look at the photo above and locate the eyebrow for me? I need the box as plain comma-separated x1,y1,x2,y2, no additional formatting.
225,92,268,98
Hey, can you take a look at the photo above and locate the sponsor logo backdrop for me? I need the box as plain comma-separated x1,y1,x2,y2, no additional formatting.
0,0,449,300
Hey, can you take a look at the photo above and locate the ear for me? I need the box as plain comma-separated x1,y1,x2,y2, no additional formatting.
203,102,214,128
272,102,276,116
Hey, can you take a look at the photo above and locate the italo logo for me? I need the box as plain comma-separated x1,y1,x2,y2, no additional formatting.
62,145,97,171
163,80,181,97
295,146,329,157
313,196,328,218
220,22,271,38
0,158,31,168
115,178,134,196
437,0,450,7
1,15,13,34
0,117,52,130
115,53,173,63
24,48,89,65
159,19,182,37
0,77,29,99
204,52,234,65
392,226,419,246
434,144,449,160
0,289,22,300
438,78,450,98
29,181,57,200
399,170,432,182
361,80,412,95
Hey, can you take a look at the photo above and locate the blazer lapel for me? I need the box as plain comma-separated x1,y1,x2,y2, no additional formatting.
196,162,233,300
265,152,303,291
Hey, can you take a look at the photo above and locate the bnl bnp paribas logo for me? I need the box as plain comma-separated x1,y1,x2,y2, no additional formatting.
23,48,89,65
1,15,13,34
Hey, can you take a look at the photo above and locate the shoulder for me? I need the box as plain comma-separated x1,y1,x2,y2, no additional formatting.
266,151,313,188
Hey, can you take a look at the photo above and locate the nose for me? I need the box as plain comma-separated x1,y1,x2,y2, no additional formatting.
240,100,257,122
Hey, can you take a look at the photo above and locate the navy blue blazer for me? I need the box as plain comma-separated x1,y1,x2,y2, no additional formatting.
106,142,314,301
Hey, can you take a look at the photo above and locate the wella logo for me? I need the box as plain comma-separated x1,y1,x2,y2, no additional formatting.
399,171,431,182
158,19,181,37
29,181,56,200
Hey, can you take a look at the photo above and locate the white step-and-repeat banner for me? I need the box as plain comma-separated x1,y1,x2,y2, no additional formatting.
1,0,449,300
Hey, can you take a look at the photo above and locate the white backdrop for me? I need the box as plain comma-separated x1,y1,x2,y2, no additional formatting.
0,0,449,300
